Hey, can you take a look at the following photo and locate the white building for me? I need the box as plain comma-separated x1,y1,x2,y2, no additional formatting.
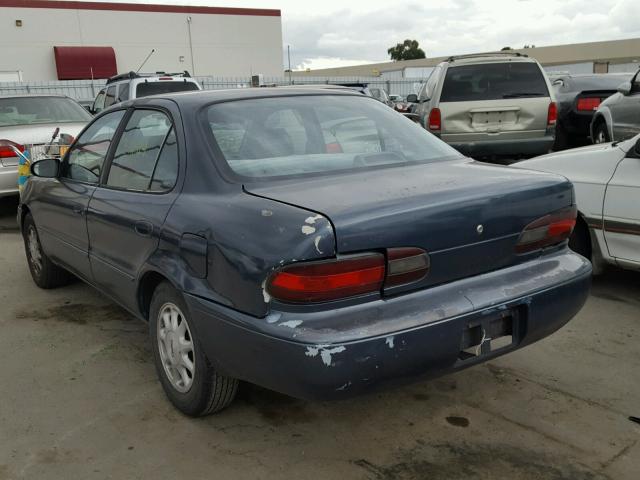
0,0,283,81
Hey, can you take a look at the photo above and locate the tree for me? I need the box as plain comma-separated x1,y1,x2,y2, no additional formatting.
387,40,426,61
501,46,512,51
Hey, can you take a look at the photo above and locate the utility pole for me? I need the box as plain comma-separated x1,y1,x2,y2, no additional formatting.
287,45,292,85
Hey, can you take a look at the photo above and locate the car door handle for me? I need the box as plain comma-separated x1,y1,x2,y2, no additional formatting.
134,220,153,237
72,205,84,216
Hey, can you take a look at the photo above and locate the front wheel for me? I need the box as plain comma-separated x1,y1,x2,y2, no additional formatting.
150,282,238,416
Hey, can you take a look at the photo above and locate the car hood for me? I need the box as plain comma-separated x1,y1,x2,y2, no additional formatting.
0,122,87,145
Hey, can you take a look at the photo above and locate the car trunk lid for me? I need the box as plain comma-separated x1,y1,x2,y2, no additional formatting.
244,159,573,291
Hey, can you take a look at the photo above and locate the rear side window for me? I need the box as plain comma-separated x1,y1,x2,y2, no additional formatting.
104,86,117,108
440,62,549,102
106,110,177,191
136,81,200,98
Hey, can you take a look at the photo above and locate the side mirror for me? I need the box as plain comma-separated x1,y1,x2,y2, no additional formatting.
406,94,418,103
30,158,60,178
617,82,632,95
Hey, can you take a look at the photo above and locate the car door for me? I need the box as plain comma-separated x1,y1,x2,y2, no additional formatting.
611,71,640,141
602,140,640,265
86,106,181,311
30,109,126,280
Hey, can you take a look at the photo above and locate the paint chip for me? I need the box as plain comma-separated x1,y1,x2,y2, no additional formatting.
279,320,302,328
261,209,273,217
386,336,395,349
261,280,271,303
314,236,323,254
305,215,323,224
301,225,315,235
305,345,346,366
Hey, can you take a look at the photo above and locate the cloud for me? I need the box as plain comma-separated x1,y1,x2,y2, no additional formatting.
282,0,640,70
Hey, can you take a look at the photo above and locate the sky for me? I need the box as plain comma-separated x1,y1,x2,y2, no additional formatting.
103,0,640,70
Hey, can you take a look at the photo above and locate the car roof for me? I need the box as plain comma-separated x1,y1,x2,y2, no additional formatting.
125,87,363,107
0,94,72,99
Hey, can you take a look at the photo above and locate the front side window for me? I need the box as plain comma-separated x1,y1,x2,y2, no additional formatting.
205,95,461,179
62,110,125,183
440,62,549,102
0,96,91,127
106,109,176,191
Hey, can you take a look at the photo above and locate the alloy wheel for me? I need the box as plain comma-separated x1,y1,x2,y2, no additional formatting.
157,302,195,393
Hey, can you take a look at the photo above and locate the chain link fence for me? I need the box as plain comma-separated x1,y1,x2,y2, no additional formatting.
1,76,425,102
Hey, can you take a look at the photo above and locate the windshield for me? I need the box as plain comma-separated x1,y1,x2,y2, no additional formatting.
136,81,200,98
204,95,461,179
0,96,91,127
440,62,549,102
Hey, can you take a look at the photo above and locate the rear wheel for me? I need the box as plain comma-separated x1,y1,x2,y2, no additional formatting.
22,213,73,289
553,123,571,151
150,282,238,416
592,121,610,144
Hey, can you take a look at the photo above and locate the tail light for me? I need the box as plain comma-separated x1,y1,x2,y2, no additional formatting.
0,139,25,159
576,97,601,111
267,254,385,303
428,108,442,131
386,247,430,288
515,205,577,254
547,102,557,126
267,248,430,304
325,142,343,153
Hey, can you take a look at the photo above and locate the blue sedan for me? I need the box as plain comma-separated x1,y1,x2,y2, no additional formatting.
18,88,591,416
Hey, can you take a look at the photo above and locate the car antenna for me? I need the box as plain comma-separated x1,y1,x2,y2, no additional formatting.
136,49,155,74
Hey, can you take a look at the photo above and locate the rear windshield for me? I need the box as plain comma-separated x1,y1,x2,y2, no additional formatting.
204,95,461,179
0,96,91,127
440,62,549,102
136,81,200,98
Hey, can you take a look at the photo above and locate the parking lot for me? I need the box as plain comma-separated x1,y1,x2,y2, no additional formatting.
1,197,638,480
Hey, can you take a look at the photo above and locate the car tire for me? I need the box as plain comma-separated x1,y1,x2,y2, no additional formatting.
149,281,238,416
592,122,610,144
22,213,73,289
569,217,591,261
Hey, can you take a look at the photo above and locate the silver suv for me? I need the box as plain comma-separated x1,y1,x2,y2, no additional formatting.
408,53,556,158
91,71,201,114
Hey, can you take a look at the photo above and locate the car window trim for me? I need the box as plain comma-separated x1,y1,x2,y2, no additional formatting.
98,105,179,195
59,107,129,187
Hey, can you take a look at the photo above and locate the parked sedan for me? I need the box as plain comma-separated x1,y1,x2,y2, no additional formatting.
0,95,91,197
19,88,591,416
550,73,632,150
515,134,640,273
591,69,640,143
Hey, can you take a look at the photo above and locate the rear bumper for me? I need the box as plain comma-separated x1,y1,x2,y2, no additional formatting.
447,134,555,157
185,250,591,401
0,165,18,197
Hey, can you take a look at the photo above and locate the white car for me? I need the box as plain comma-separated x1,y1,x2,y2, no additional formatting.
515,135,640,273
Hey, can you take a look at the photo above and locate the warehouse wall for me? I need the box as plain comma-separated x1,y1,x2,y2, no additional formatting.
0,5,283,80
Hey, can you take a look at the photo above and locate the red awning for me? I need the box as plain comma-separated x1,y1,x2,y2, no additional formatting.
53,46,117,80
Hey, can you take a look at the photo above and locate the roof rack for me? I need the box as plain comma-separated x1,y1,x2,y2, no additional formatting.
106,70,191,84
446,52,528,62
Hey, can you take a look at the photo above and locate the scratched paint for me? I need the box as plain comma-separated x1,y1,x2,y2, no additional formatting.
314,236,323,254
305,344,346,366
385,336,395,349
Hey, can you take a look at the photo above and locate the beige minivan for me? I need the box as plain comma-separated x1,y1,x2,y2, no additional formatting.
408,53,557,158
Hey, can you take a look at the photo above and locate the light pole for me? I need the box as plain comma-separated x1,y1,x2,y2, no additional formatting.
187,16,195,76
